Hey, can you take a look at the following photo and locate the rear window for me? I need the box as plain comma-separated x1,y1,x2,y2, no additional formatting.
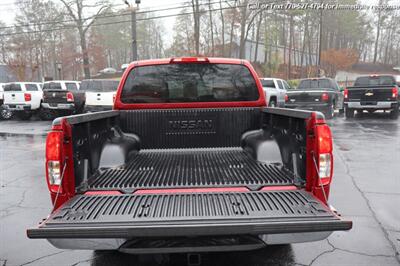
298,79,333,89
80,80,119,92
65,83,78,91
354,76,396,86
261,79,275,88
4,83,22,91
43,82,63,90
25,84,39,91
121,63,259,103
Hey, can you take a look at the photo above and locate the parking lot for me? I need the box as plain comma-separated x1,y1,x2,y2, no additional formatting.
0,113,399,266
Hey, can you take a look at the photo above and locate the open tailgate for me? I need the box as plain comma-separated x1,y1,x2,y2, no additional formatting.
28,190,352,239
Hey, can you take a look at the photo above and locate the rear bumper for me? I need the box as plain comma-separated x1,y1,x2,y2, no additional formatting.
3,104,32,111
42,102,75,110
46,231,333,252
84,105,113,112
344,101,397,109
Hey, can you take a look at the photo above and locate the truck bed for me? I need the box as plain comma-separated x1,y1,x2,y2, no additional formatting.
84,148,295,192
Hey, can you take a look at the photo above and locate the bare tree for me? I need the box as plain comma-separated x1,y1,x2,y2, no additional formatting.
208,0,215,56
219,0,225,56
191,0,201,55
373,0,384,64
59,0,110,78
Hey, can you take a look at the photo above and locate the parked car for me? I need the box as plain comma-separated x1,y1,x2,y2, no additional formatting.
27,57,352,253
81,79,120,112
259,78,289,107
2,82,42,120
285,78,344,119
0,83,13,120
344,75,399,119
40,80,82,120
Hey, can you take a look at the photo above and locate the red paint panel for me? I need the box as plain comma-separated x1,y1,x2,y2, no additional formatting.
133,187,250,195
85,191,122,195
260,186,298,191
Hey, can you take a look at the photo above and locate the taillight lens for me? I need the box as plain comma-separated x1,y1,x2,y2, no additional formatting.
344,88,348,99
285,94,289,102
315,124,333,186
66,92,74,102
24,93,31,101
392,87,398,98
321,93,329,101
46,131,64,193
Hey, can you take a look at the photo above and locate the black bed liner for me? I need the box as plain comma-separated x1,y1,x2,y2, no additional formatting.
85,149,295,192
27,190,352,239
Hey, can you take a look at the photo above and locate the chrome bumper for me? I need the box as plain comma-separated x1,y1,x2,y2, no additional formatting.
47,231,332,252
42,103,75,110
345,101,397,109
3,104,32,111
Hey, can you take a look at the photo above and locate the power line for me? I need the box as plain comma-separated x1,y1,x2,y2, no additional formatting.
0,4,245,37
0,0,238,30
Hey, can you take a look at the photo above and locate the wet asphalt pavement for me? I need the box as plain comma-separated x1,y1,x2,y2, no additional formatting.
0,113,399,266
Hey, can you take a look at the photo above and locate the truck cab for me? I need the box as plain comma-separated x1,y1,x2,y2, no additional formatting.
3,82,42,120
28,58,352,253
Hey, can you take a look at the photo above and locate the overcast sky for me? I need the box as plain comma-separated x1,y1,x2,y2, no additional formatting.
0,0,385,46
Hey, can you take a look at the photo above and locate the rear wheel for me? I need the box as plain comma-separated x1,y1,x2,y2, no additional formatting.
345,107,354,119
0,106,13,120
390,106,399,119
39,109,55,121
16,112,32,120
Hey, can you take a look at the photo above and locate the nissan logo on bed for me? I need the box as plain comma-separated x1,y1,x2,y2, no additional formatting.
167,118,216,134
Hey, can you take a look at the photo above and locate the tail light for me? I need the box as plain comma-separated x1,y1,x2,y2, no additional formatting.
392,87,398,98
344,88,348,99
66,92,74,102
24,93,31,101
285,94,289,102
46,131,64,193
321,93,329,101
315,124,333,186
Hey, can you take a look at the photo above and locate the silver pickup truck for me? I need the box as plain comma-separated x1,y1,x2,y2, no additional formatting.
259,78,289,107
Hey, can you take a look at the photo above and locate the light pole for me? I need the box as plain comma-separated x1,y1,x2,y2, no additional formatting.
124,0,140,62
317,1,323,77
56,62,62,80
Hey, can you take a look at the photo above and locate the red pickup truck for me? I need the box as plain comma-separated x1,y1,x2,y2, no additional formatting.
27,58,352,253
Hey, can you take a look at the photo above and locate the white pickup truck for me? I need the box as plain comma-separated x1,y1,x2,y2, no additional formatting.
81,79,120,112
259,78,290,107
3,82,43,120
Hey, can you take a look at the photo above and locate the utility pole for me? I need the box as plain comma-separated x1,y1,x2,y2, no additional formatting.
317,1,323,77
124,0,140,61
